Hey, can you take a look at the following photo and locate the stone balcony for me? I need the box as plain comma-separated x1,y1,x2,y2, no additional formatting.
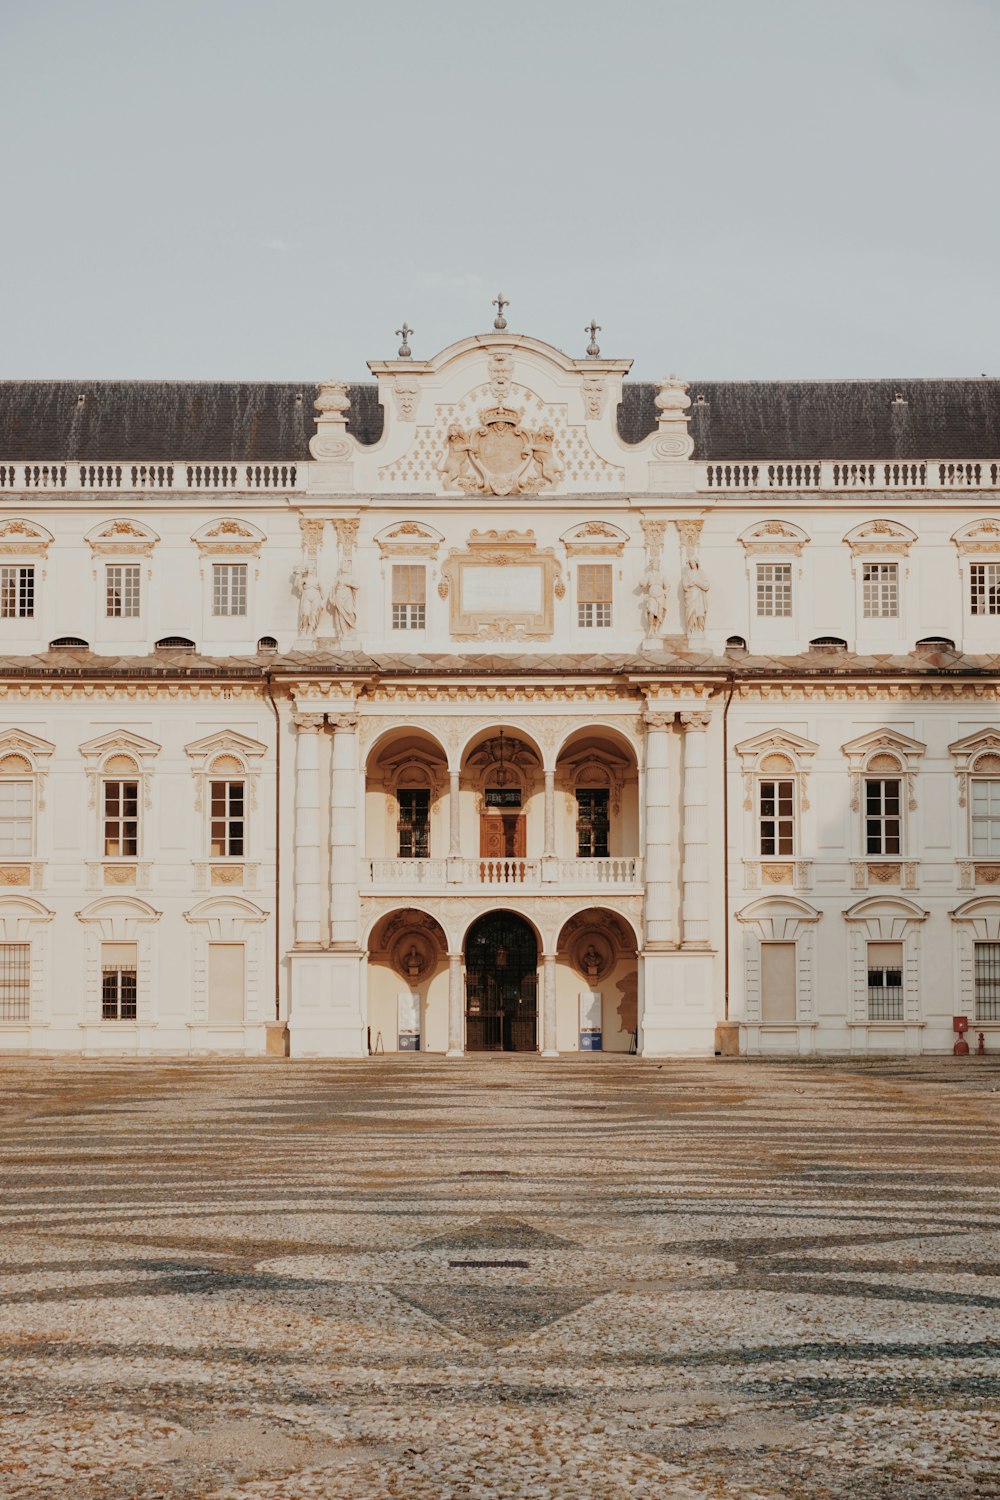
361,856,643,894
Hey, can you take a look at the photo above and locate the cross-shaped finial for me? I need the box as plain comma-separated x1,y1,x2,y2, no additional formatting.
585,320,602,358
492,292,509,331
395,322,413,358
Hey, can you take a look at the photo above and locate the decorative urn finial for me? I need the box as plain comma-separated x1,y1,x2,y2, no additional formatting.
395,322,413,358
492,292,509,330
585,320,602,357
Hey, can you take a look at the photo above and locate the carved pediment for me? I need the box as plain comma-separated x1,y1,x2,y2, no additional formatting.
841,728,926,767
0,518,52,555
86,518,159,554
561,521,628,557
192,518,266,555
375,520,444,559
734,729,819,767
844,519,917,556
739,520,809,555
952,518,1000,555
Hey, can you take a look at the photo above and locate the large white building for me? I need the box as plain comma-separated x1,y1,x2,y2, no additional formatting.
1,313,999,1058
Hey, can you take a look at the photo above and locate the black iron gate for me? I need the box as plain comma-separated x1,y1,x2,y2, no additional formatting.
464,912,538,1052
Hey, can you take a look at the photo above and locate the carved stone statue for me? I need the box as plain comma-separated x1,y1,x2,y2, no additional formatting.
292,562,324,638
328,561,359,639
682,557,709,635
640,568,669,639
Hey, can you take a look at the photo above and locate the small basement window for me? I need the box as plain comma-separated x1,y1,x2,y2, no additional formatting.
49,636,89,648
809,636,847,650
916,636,955,650
257,636,278,651
155,636,196,650
726,635,747,651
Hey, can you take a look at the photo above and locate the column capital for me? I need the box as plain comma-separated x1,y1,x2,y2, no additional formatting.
446,951,465,962
292,712,325,732
644,710,674,731
329,713,359,732
679,709,712,731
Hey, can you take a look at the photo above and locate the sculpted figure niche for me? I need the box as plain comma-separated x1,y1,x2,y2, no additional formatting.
329,559,360,639
438,406,562,497
292,562,324,639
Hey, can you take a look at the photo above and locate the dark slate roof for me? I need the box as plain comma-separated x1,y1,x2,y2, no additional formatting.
618,379,1000,459
0,382,384,461
1,376,996,461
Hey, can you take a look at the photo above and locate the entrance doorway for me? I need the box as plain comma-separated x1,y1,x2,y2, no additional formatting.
464,911,538,1052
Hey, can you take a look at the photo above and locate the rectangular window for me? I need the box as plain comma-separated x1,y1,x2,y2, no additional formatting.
101,943,137,1020
391,565,426,629
397,788,430,859
210,780,245,856
972,779,1000,857
862,561,899,618
974,941,1000,1022
103,780,138,857
577,565,612,628
865,777,902,855
759,779,794,856
0,566,35,619
970,563,1000,616
576,788,610,858
212,564,247,617
0,781,32,858
755,563,792,618
105,564,141,618
0,943,29,1022
760,942,796,1022
484,787,522,809
867,940,904,1020
208,943,245,1024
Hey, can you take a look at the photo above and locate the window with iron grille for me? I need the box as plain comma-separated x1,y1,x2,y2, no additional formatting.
862,561,898,618
0,944,29,1022
576,788,610,858
391,565,426,629
972,779,1000,857
974,941,1000,1022
755,563,792,617
101,944,137,1020
210,780,245,856
577,565,612,627
759,779,794,855
865,777,901,855
105,564,141,618
867,941,904,1020
212,564,247,617
103,780,138,857
0,781,32,858
0,566,34,619
970,563,1000,616
397,788,430,858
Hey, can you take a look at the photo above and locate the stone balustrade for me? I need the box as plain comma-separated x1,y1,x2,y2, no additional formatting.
363,856,642,891
0,461,304,492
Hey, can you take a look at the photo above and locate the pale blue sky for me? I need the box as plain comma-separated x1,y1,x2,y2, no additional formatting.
1,0,997,381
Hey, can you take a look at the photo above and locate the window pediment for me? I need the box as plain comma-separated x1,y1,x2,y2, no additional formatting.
949,729,1000,807
734,730,818,769
192,518,266,556
0,519,52,555
85,519,159,555
844,519,917,556
952,519,1000,556
845,895,928,939
739,520,809,556
561,521,628,557
374,521,443,559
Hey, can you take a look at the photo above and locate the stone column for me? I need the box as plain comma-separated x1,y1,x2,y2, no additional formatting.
542,768,558,881
329,714,359,946
447,769,463,882
540,952,558,1056
643,711,674,947
446,951,464,1057
680,710,712,947
292,713,324,946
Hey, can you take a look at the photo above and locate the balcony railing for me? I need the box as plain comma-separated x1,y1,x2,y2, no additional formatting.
362,856,642,890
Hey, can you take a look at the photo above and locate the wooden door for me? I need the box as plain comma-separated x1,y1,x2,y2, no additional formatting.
480,814,525,858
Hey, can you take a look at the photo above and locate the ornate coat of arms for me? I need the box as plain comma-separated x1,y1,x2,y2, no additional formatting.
438,406,562,496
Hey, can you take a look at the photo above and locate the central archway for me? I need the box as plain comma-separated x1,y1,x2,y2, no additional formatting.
464,911,538,1052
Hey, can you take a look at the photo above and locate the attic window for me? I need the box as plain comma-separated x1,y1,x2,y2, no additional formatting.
692,393,709,406
49,636,88,648
156,636,196,650
892,392,908,405
810,636,847,651
76,394,86,408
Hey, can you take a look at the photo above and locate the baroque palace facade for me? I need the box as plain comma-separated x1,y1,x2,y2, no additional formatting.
1,313,1000,1058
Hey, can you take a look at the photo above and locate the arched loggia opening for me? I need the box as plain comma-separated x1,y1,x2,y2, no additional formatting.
464,910,538,1052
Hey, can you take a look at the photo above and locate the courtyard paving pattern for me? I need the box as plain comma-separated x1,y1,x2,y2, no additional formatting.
0,1055,998,1498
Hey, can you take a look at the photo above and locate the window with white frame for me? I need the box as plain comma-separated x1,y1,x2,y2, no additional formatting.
0,779,32,858
391,565,426,629
103,780,139,857
397,788,430,858
0,566,34,619
755,562,792,618
974,941,1000,1021
101,943,137,1020
865,777,902,855
972,778,1000,857
212,564,247,617
862,561,899,618
759,778,795,856
577,565,612,628
105,564,141,619
867,941,903,1020
0,943,29,1022
970,562,1000,616
210,780,245,857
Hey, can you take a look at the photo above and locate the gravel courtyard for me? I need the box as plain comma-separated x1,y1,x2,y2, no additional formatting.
0,1055,998,1499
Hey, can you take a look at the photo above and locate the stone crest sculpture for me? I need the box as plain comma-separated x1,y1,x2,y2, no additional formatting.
438,406,562,497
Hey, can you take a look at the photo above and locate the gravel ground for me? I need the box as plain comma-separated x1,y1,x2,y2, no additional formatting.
0,1053,998,1498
